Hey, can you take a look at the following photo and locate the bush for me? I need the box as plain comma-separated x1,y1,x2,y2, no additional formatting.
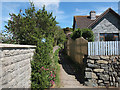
54,26,66,46
71,29,82,40
63,27,73,34
71,28,94,42
31,36,54,88
31,44,60,88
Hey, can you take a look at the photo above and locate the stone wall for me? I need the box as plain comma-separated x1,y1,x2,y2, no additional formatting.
84,56,120,87
0,44,36,89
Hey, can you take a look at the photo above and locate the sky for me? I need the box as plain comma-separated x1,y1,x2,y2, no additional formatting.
0,0,120,32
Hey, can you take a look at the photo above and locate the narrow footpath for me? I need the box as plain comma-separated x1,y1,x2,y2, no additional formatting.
59,51,88,88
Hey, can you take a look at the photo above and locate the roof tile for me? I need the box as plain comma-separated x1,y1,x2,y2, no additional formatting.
74,16,99,29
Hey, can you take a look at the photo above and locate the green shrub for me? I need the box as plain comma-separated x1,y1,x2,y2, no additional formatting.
31,46,60,88
71,28,94,42
31,36,54,88
71,28,82,40
54,26,66,46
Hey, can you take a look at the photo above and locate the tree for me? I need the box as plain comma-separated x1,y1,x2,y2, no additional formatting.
71,28,94,42
54,26,66,46
4,2,58,45
63,27,73,34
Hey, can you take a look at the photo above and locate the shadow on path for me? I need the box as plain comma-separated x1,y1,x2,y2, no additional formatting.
58,50,85,85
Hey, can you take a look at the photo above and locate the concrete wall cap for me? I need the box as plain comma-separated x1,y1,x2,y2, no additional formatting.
0,43,36,48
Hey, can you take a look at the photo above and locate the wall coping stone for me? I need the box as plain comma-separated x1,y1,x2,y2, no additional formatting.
0,43,36,48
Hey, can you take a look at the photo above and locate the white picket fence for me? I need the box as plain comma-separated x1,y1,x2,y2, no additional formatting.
88,41,120,56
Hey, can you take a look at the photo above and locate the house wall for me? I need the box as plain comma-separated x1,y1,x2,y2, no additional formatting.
92,12,120,41
0,44,36,89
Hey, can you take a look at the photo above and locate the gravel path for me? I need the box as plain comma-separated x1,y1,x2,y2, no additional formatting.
59,52,88,88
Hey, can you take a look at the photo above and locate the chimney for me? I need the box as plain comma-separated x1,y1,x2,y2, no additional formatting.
90,11,96,20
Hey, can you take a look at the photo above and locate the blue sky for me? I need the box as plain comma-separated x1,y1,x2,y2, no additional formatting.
1,1,119,32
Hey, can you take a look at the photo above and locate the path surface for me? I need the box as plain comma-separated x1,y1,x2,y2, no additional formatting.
59,52,88,88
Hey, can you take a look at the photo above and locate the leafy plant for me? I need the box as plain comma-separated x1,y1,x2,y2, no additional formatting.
71,28,94,42
71,28,82,40
54,26,66,46
63,27,73,34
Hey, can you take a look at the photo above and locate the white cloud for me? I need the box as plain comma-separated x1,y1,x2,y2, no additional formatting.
75,8,81,12
1,0,61,14
74,8,90,15
74,4,118,16
2,17,10,21
31,0,67,22
0,17,2,32
95,7,110,15
96,7,111,15
1,0,67,27
95,5,118,15
31,0,60,11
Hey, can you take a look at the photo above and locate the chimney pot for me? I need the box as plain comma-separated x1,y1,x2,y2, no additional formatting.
90,11,96,20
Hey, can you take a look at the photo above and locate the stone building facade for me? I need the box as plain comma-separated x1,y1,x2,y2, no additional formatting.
92,12,120,41
73,8,120,41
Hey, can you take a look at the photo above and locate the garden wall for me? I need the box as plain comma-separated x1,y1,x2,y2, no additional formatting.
0,44,36,89
85,55,120,87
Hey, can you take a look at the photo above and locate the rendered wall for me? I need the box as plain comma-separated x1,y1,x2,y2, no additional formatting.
0,44,36,89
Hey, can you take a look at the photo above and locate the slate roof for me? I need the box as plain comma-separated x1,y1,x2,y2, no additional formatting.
74,16,99,29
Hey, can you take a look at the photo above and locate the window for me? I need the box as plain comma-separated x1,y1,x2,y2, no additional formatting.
105,33,114,41
100,34,105,41
114,37,118,41
114,34,119,41
100,33,119,41
100,37,104,41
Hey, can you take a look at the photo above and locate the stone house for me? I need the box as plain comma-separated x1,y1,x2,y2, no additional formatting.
73,8,120,41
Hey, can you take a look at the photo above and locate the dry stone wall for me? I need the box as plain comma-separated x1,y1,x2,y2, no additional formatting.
84,56,120,87
0,44,36,89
